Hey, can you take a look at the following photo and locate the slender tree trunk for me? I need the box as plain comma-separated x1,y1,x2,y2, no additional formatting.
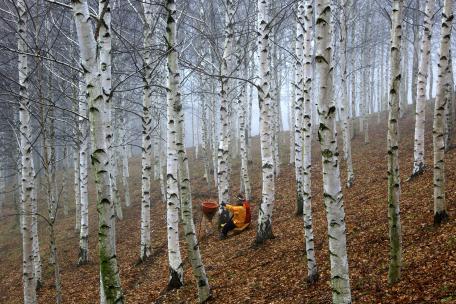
433,0,453,225
139,0,154,261
176,93,211,304
340,0,355,187
387,0,404,285
362,14,371,144
294,1,305,216
201,97,211,186
400,22,409,118
165,0,184,288
271,32,281,177
17,0,37,301
350,22,357,139
239,59,251,200
255,0,276,244
72,80,81,233
121,132,131,208
411,0,420,106
411,0,435,177
302,0,318,284
31,167,41,289
444,52,454,150
41,48,62,300
217,0,235,223
62,145,69,216
78,79,90,265
289,28,296,165
111,120,122,220
315,0,352,301
72,0,124,300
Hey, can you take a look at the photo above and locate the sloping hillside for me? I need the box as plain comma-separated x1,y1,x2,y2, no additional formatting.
1,107,455,303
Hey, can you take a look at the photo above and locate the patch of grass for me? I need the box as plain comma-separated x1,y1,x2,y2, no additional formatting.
441,295,456,302
447,235,456,249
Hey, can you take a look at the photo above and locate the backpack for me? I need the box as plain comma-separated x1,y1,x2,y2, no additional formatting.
243,201,251,224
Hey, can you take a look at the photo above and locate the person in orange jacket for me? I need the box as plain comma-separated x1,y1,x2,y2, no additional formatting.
220,193,249,239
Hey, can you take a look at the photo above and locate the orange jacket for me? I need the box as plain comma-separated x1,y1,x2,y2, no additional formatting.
225,204,246,228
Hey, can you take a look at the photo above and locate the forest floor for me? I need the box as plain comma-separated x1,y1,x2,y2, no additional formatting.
1,105,456,304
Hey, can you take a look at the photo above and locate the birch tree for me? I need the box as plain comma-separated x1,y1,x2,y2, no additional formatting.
386,0,404,285
294,0,305,216
139,0,154,261
239,58,251,200
71,0,123,300
315,0,351,301
302,0,318,284
411,0,435,178
17,0,37,301
433,0,453,225
218,0,235,222
255,0,276,244
165,0,184,288
176,89,211,304
339,0,355,187
78,80,90,265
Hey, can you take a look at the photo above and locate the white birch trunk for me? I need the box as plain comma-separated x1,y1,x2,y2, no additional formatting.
255,0,276,244
387,0,404,284
111,122,122,220
411,0,435,177
302,0,318,284
339,0,354,187
176,94,211,303
74,143,81,233
121,131,131,208
62,145,69,216
400,22,409,118
239,60,251,200
72,0,123,300
289,28,296,166
217,0,235,222
350,22,357,139
294,1,305,216
433,0,453,224
315,0,351,301
78,79,90,265
139,0,154,260
444,53,454,150
165,0,184,288
201,97,211,186
17,0,37,300
271,34,281,177
153,136,160,181
31,168,41,289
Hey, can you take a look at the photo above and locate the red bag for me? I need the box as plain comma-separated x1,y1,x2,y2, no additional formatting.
243,201,251,224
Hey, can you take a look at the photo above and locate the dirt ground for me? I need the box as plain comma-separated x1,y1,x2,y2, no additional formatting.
1,106,455,303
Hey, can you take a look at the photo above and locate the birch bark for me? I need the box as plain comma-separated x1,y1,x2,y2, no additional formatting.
17,0,37,301
339,0,354,187
239,58,251,200
78,79,90,264
294,1,305,216
433,0,453,224
387,0,404,284
315,0,351,301
166,0,184,288
411,0,435,177
302,0,318,284
218,0,235,223
72,0,123,300
255,0,276,244
139,0,154,261
176,94,211,303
